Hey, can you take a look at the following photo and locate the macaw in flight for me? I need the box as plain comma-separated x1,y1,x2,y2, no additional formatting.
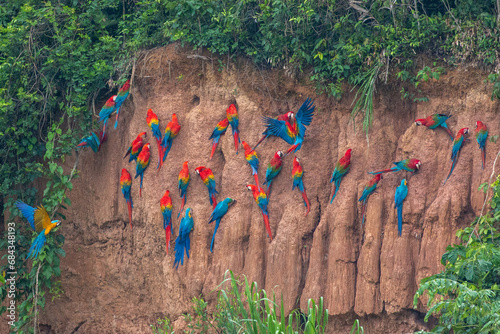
369,159,421,175
195,166,218,209
135,142,151,197
415,113,454,140
292,157,310,216
209,118,229,160
330,148,352,203
124,132,147,162
262,98,315,155
76,132,101,153
358,174,383,225
444,128,469,185
114,80,130,129
475,121,488,170
264,150,284,198
174,208,194,269
178,161,190,218
253,111,294,150
246,185,273,241
161,113,181,166
120,169,133,230
394,179,408,237
146,108,163,169
15,201,61,259
99,95,117,137
161,190,173,254
208,198,236,252
242,141,260,185
226,104,240,154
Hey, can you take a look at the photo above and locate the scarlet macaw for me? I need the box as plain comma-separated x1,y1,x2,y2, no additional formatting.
135,143,151,197
99,95,117,137
226,104,240,154
242,141,260,185
114,80,130,129
123,132,147,162
368,159,421,175
15,201,61,259
120,168,133,230
161,113,181,165
292,157,310,216
178,161,190,218
253,111,294,150
174,208,194,269
209,118,229,160
330,148,352,203
444,128,469,185
146,108,163,169
161,190,173,254
195,166,218,209
264,150,284,198
394,179,408,237
415,114,454,140
76,132,101,153
208,198,236,252
475,121,488,170
246,185,273,241
358,174,383,225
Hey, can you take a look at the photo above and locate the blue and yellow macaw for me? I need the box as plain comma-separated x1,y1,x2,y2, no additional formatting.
15,201,61,259
174,208,194,269
208,198,236,252
394,179,408,237
444,127,469,184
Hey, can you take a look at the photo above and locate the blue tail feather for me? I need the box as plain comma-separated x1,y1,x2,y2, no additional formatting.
397,205,403,237
26,232,47,259
210,219,220,253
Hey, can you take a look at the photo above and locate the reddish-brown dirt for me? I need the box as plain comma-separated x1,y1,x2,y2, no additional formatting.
26,44,500,333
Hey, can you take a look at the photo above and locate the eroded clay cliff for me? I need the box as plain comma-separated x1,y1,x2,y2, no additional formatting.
36,45,500,333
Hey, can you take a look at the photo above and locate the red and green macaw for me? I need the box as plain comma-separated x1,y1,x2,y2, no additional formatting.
330,148,352,203
161,190,173,254
242,141,260,185
246,185,273,241
99,95,117,137
369,159,421,175
226,104,240,154
135,142,151,197
358,174,383,225
124,132,147,162
161,113,181,166
394,179,408,237
262,98,315,155
253,111,294,150
76,132,101,153
174,208,194,269
120,168,133,230
415,113,454,140
264,150,284,198
146,108,163,169
114,80,130,129
208,197,236,252
209,118,229,160
195,166,218,209
475,121,488,170
178,161,190,218
444,128,469,185
292,157,310,216
15,201,61,259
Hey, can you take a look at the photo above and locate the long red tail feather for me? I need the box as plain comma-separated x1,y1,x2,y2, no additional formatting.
165,225,171,255
262,212,273,241
482,147,486,170
253,174,260,186
234,132,239,154
211,194,217,209
156,139,163,169
127,200,133,230
301,190,310,216
210,141,218,160
253,135,267,150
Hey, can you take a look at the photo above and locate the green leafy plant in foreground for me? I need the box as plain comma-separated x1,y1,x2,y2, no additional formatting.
151,270,330,333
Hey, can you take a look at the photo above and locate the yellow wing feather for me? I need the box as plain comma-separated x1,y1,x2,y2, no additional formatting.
33,205,51,233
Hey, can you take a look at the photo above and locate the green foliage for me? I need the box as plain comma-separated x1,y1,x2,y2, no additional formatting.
413,176,500,333
350,319,364,334
152,270,329,333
